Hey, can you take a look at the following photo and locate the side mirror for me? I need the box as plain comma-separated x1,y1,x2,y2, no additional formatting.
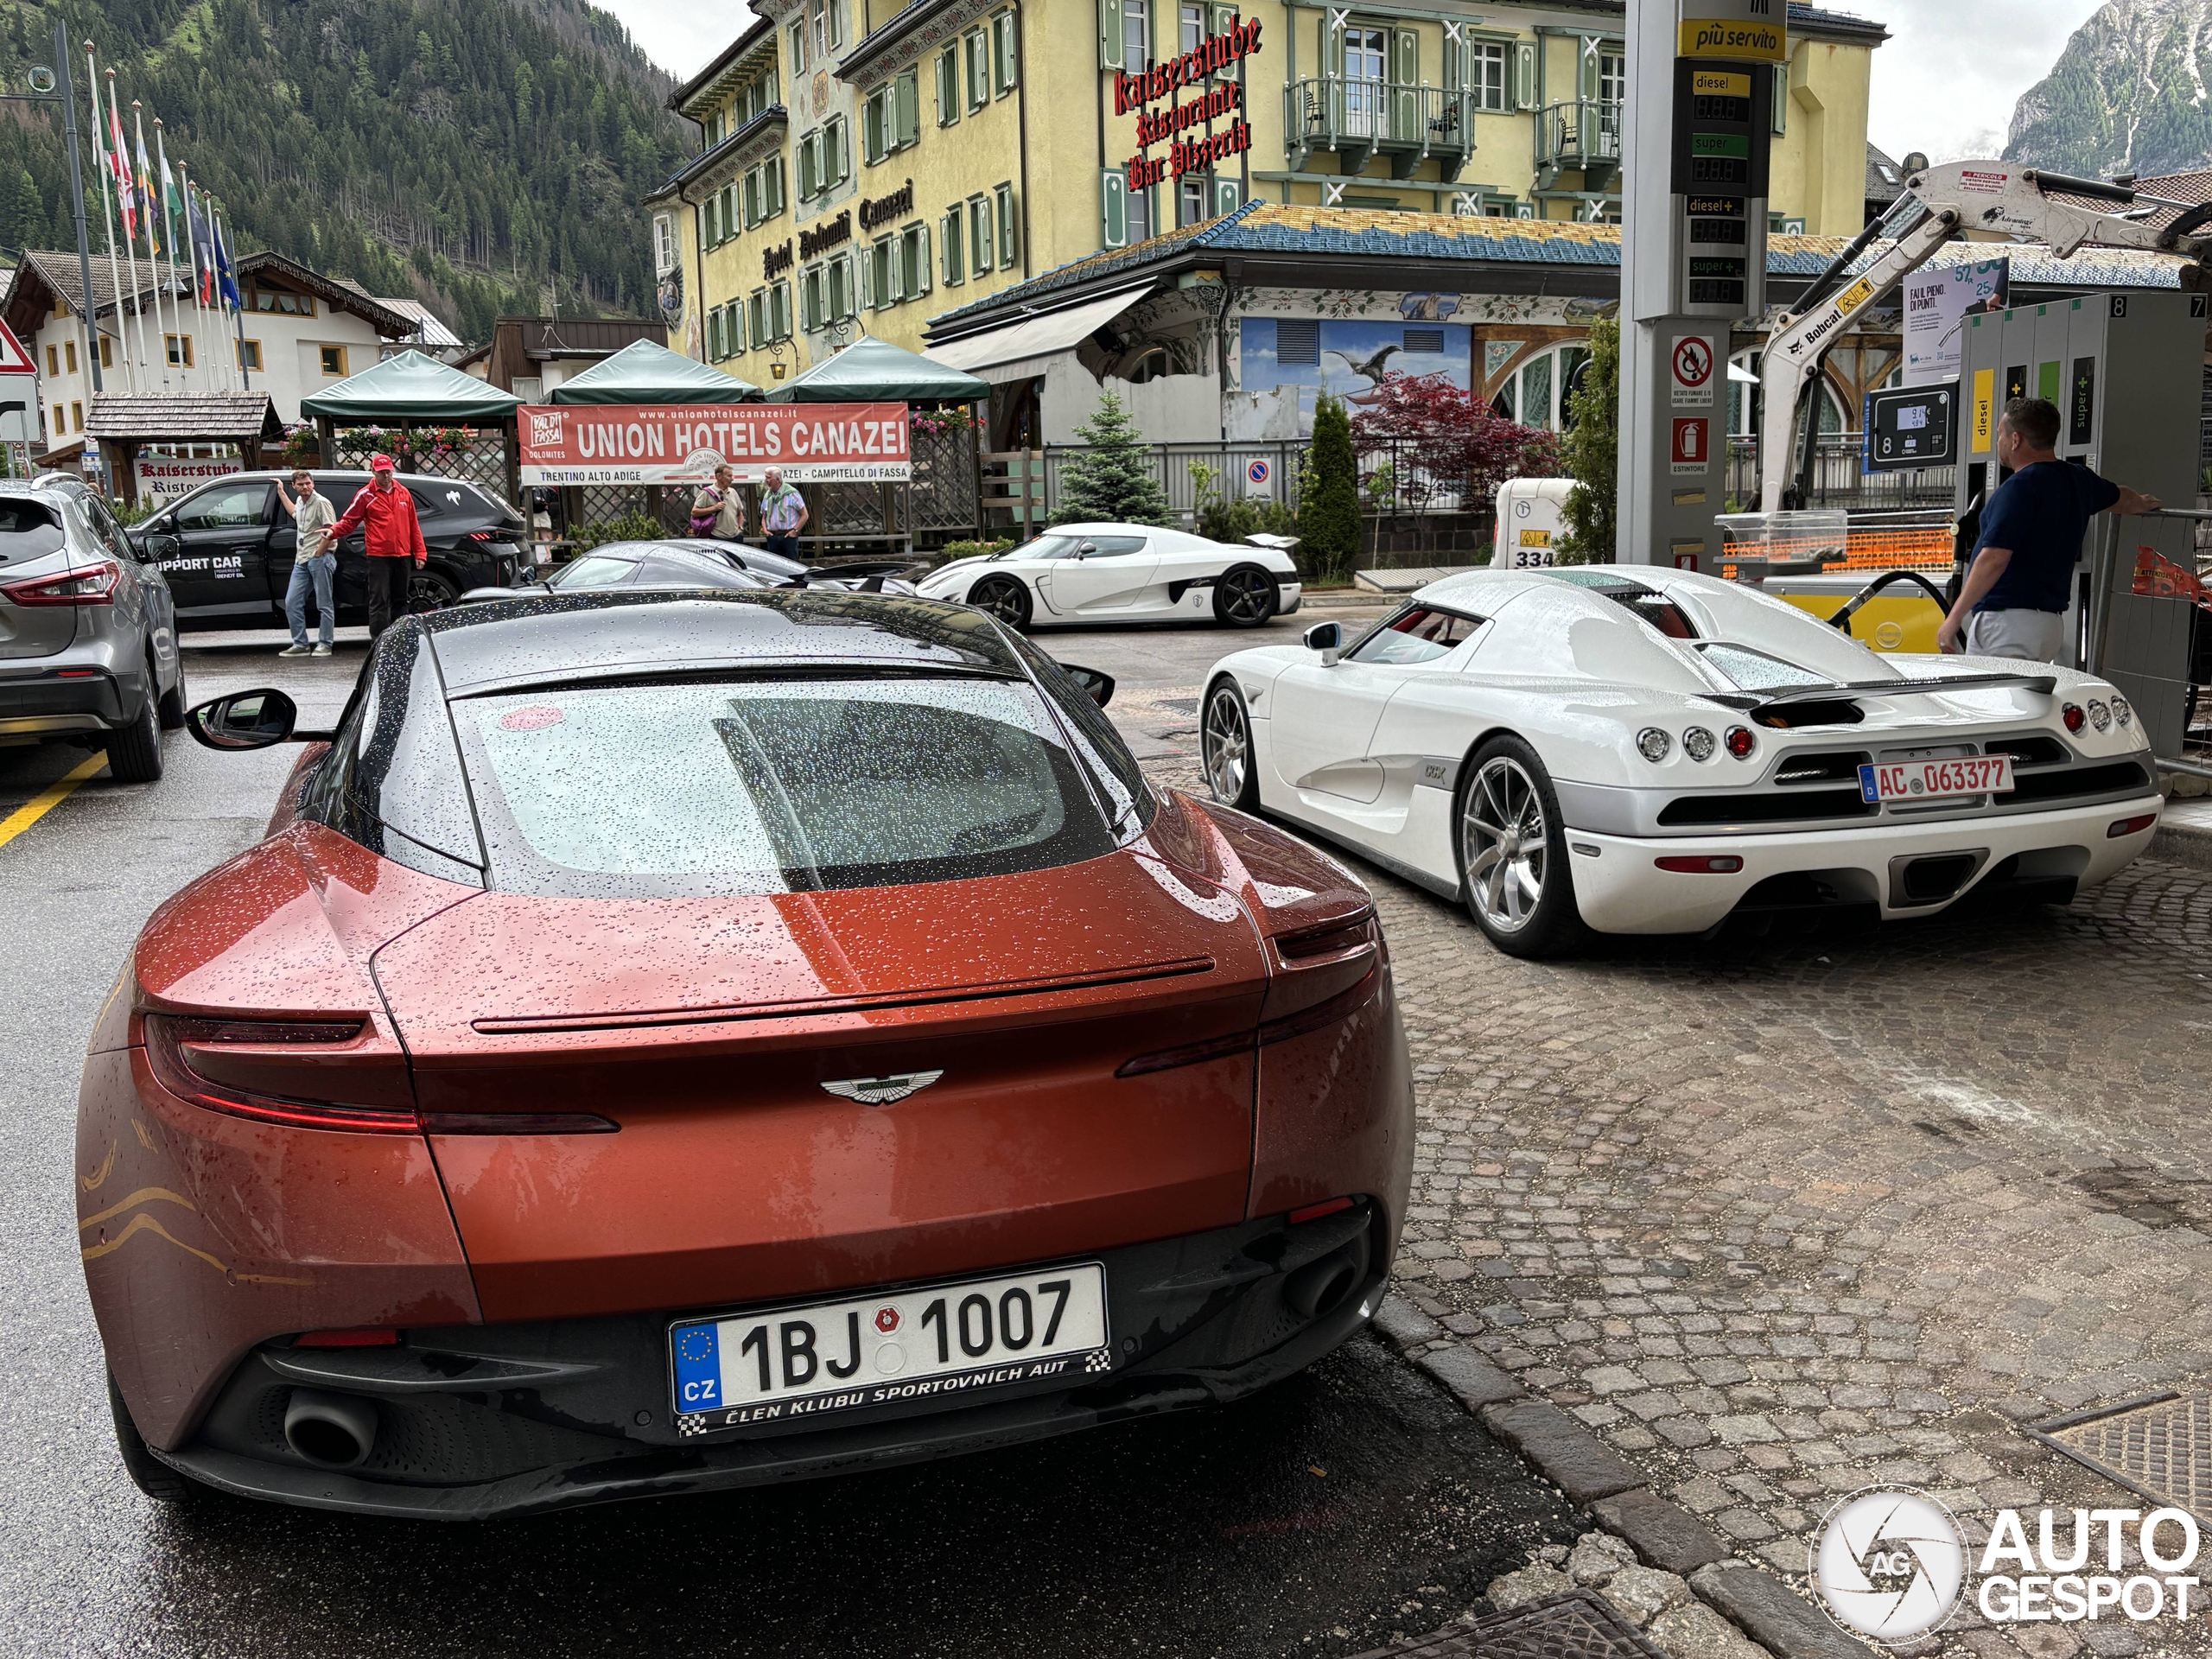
1076,541,1097,559
143,533,181,559
1302,620,1343,666
186,688,299,750
1059,664,1115,709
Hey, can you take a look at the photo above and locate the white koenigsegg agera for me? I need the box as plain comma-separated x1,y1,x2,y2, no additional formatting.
916,524,1302,630
1200,565,2164,957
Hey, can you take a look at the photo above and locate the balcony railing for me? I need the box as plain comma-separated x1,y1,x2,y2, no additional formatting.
1284,78,1474,180
1535,99,1622,188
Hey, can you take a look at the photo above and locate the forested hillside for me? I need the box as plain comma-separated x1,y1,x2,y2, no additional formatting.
0,0,687,340
2006,0,2212,179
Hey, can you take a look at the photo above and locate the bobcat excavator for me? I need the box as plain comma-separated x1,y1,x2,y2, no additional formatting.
1758,160,2212,513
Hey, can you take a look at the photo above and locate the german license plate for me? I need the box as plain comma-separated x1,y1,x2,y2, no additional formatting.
669,1263,1110,1431
1857,755,2013,803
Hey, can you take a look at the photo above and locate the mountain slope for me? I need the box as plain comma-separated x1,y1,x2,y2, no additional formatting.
2006,0,2212,178
0,0,686,340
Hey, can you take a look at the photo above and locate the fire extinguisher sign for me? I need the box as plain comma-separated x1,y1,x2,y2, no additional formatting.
1669,416,1710,477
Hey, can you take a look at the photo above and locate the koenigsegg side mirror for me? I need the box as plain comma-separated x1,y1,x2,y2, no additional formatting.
1303,620,1343,665
185,689,329,750
1076,541,1097,559
1060,664,1115,708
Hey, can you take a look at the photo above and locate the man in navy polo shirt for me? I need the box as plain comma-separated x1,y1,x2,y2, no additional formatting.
1936,397,2160,662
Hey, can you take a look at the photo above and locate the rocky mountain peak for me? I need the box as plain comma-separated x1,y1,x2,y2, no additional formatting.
2007,0,2212,176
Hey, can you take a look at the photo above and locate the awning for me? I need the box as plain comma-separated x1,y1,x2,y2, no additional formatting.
302,349,523,422
927,283,1156,378
764,334,988,404
550,339,759,404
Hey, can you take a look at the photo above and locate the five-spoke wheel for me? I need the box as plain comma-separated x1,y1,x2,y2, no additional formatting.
1455,736,1586,957
1201,679,1260,809
1213,564,1276,628
969,575,1032,629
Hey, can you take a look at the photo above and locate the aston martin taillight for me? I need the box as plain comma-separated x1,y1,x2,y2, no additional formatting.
142,1014,616,1133
2,560,121,607
1118,911,1384,1077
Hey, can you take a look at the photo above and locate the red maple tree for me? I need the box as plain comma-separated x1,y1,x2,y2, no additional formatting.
1350,372,1561,512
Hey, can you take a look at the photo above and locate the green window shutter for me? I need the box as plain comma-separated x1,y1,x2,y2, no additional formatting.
917,221,933,294
1579,37,1599,101
1392,29,1417,139
897,68,919,146
771,158,785,216
937,48,957,124
1101,168,1128,248
748,289,764,348
1512,41,1535,111
996,183,1017,266
707,306,721,359
704,194,720,246
1099,0,1122,68
1771,62,1788,134
969,30,988,109
730,299,746,354
941,208,963,284
775,281,790,340
855,244,873,309
971,197,992,273
863,90,882,164
798,133,816,199
1213,176,1240,218
726,181,741,233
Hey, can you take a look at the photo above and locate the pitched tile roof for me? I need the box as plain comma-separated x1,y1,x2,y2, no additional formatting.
928,202,2187,336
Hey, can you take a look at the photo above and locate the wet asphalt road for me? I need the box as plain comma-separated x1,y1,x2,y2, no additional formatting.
0,613,1580,1659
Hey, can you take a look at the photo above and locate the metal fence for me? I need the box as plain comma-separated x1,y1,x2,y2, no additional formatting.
1723,436,1955,509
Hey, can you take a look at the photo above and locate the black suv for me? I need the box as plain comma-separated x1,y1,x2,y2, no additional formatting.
129,470,529,629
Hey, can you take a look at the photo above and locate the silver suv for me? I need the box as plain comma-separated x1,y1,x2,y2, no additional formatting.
0,481,183,782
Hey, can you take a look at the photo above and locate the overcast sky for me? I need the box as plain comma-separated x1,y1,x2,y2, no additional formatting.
597,0,2108,165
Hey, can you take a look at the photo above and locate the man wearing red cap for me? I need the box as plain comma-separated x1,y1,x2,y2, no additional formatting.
329,454,429,638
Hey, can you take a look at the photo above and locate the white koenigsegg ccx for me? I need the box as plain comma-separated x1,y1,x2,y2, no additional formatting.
1199,565,2164,957
915,524,1303,630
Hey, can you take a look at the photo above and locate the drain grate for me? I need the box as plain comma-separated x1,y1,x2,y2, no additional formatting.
1352,1590,1669,1659
2029,1392,2212,1522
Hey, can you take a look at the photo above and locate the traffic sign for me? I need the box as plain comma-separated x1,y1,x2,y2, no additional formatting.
0,319,36,376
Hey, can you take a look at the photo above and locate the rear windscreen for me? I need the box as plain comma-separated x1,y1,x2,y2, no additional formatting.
450,675,1116,896
0,499,68,562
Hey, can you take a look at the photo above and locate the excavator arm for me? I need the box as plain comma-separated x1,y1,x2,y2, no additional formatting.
1756,161,2212,511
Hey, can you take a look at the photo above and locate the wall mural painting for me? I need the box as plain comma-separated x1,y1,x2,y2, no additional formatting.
1231,314,1472,439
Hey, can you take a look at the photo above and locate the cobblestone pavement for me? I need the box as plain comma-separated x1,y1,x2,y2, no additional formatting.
1126,693,2212,1659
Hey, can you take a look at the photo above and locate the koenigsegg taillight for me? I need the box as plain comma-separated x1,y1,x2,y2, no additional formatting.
2063,702,2086,734
1725,726,1757,760
2,560,121,607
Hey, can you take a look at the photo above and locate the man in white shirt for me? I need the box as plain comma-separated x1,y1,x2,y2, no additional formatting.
276,470,339,657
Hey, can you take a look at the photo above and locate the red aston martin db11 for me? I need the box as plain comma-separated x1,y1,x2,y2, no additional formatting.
79,588,1413,1518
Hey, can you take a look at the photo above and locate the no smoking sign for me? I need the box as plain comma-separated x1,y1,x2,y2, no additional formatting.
1670,334,1718,409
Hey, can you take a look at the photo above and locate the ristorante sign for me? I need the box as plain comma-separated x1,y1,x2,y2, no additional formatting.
518,403,912,486
1116,17,1261,188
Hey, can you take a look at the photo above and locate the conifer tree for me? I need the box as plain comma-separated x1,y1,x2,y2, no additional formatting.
1300,392,1360,584
1052,388,1172,525
1553,316,1619,563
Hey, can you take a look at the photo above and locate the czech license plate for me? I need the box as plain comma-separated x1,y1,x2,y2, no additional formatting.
1857,754,2013,803
669,1263,1110,1431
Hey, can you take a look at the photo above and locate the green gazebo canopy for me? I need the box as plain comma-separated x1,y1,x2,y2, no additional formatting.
550,339,759,404
300,350,523,423
766,334,988,404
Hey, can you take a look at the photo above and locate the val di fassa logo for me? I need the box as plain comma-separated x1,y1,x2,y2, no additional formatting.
1812,1491,2205,1645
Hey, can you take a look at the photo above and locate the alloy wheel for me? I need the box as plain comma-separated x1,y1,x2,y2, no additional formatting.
970,577,1027,626
1219,569,1273,624
1201,684,1249,804
1460,756,1548,933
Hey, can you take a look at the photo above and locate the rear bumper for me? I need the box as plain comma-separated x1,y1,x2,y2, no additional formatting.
1566,793,2164,934
151,1205,1388,1520
0,667,129,736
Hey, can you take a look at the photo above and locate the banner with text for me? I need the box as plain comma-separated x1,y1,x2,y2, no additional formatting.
517,403,912,486
1903,258,2009,386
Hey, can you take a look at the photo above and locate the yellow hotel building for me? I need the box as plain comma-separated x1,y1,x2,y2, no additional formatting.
644,0,1885,378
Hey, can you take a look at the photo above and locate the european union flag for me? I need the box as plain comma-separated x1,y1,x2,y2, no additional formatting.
672,1321,722,1409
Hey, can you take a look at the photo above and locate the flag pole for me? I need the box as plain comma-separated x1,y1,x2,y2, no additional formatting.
82,42,133,394
106,73,154,389
154,121,190,390
132,103,169,388
214,204,249,390
180,163,211,389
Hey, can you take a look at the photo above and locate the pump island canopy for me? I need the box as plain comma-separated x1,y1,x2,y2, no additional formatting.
766,334,988,404
549,338,759,404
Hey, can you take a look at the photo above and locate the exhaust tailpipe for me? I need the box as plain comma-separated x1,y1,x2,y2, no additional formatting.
283,1389,378,1469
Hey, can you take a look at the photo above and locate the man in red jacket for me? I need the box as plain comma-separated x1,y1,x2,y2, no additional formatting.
329,454,429,638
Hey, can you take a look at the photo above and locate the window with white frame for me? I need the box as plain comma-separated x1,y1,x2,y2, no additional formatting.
901,221,931,296
1121,0,1147,69
941,202,965,285
787,17,808,75
993,10,1017,93
802,264,825,332
967,194,992,276
994,181,1017,268
653,214,675,274
1471,41,1506,110
829,251,854,321
1180,3,1204,51
937,44,960,124
1179,176,1208,227
965,27,989,110
1491,341,1592,430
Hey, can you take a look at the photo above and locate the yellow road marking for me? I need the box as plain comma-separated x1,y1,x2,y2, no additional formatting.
0,752,107,850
